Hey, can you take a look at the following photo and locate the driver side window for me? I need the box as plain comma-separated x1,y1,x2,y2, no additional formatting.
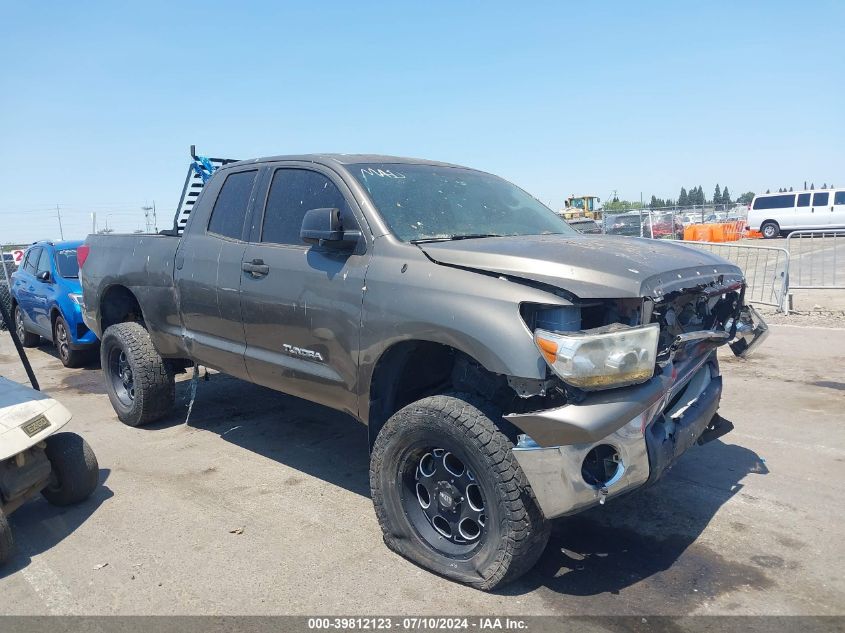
36,249,52,276
261,169,354,246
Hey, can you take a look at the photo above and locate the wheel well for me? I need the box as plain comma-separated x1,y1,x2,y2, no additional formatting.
367,341,516,449
100,285,144,331
50,307,61,330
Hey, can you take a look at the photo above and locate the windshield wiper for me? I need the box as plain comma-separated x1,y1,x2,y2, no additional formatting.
411,233,502,244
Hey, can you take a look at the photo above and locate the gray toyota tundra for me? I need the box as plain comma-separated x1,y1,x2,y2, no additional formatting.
79,154,767,590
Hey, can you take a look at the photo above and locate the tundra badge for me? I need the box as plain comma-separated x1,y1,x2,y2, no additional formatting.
283,344,324,362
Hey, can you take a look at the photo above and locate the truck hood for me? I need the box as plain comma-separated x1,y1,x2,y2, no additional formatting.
418,234,744,298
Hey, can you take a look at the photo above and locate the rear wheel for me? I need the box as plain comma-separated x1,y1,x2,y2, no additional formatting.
54,316,86,368
14,305,40,347
761,221,780,239
41,432,99,506
0,509,13,565
370,393,549,591
100,322,175,426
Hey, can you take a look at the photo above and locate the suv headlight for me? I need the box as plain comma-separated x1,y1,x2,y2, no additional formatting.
534,323,659,390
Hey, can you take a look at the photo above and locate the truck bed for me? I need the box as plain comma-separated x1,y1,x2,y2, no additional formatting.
80,233,185,356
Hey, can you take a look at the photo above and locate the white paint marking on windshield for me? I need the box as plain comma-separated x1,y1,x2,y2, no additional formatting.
360,168,406,179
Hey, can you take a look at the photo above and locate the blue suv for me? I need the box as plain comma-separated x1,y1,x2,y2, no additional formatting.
11,240,98,367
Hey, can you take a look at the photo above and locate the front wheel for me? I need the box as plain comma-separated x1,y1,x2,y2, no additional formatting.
41,432,99,506
54,316,87,368
370,393,549,591
0,509,13,565
100,322,175,426
761,221,780,239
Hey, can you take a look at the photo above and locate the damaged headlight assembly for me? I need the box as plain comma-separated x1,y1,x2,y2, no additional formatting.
534,323,660,390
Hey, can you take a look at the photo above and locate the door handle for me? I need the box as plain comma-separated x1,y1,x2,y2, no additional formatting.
242,259,269,277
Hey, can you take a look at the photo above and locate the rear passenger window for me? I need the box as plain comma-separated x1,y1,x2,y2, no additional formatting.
813,192,829,206
752,194,795,210
261,169,351,246
835,191,845,205
207,170,258,240
23,248,40,274
797,193,811,207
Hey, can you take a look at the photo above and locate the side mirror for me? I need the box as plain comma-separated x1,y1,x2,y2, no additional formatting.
37,271,51,282
300,208,361,249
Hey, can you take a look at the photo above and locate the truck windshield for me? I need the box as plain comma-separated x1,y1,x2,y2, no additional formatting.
55,249,79,278
350,163,576,242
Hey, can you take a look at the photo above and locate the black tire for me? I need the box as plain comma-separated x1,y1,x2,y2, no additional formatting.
40,432,99,506
14,305,40,347
100,322,175,426
370,392,550,591
761,221,780,239
0,509,13,565
54,315,86,368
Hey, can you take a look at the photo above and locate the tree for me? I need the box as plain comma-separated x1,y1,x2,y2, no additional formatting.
822,183,828,189
789,186,793,192
765,189,770,194
804,181,808,190
678,187,688,206
737,191,755,205
722,186,731,204
810,183,815,190
714,184,721,206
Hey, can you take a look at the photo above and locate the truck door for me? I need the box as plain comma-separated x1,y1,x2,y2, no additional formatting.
809,191,830,228
792,192,811,229
174,167,261,379
239,165,369,416
13,247,41,328
833,190,845,228
32,248,57,335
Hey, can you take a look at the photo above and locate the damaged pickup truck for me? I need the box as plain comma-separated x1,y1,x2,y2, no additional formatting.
79,155,767,590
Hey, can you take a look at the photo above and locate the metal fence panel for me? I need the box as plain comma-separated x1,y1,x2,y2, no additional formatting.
785,230,845,289
685,242,789,310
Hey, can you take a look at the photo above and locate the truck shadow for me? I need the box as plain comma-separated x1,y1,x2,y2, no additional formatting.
502,435,772,603
1,469,113,578
147,374,771,604
149,373,371,497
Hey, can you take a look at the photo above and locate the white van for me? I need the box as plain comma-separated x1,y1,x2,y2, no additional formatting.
747,188,845,238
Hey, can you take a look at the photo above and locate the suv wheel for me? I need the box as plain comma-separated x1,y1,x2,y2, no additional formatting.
100,322,175,426
14,305,40,347
761,221,780,239
370,392,549,591
41,432,99,506
54,316,86,368
0,509,13,565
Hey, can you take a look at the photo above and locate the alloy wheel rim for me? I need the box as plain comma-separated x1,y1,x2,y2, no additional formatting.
403,447,487,550
15,308,24,341
56,322,69,360
109,347,135,405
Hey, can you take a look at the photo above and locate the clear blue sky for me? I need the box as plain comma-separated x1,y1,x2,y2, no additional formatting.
1,1,842,243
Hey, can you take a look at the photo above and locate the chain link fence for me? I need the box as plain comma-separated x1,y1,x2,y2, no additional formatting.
600,204,749,242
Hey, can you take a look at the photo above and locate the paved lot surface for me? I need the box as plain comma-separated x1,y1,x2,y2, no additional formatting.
0,323,843,615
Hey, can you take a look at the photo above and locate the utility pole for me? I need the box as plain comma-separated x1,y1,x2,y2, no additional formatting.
142,201,158,233
56,204,64,239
